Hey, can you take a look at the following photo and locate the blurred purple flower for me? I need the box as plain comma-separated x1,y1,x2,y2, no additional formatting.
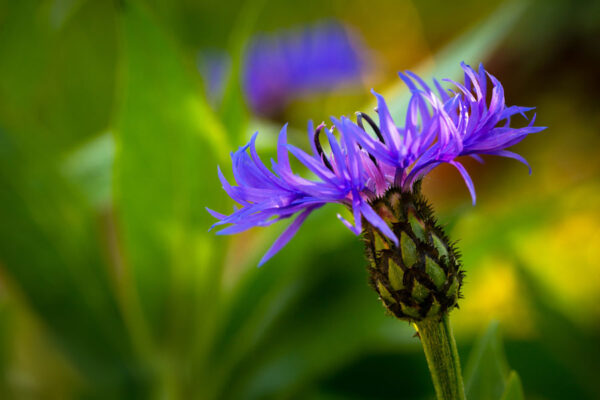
199,20,370,116
244,21,369,116
208,63,546,265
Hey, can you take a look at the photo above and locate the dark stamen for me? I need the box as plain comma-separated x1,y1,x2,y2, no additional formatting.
356,112,385,143
313,124,334,171
355,112,383,166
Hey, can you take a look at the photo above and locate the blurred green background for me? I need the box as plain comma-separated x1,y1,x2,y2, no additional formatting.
0,0,599,399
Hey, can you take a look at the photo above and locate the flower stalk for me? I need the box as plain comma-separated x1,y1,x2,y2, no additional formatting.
415,315,466,400
364,186,465,399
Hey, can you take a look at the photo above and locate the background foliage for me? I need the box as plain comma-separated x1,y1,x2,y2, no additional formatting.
0,0,599,398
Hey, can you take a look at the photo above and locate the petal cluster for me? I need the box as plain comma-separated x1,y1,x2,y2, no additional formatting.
208,63,546,265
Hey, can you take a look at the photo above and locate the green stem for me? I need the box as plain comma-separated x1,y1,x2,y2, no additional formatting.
414,315,466,400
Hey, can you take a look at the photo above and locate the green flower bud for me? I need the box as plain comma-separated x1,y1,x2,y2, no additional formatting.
363,186,464,321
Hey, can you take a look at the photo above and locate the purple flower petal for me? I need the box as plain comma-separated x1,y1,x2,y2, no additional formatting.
450,161,476,205
487,150,532,174
259,205,322,266
359,201,398,245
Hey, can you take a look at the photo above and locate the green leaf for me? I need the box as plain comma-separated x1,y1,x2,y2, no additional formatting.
464,321,510,400
0,125,143,397
115,0,230,359
0,1,118,150
62,131,115,207
500,371,525,400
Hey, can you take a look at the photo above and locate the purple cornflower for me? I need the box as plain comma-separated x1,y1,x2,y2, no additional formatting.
208,63,545,265
244,21,369,116
198,21,370,116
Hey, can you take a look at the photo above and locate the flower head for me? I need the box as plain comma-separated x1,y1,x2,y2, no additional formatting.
199,20,370,116
208,63,546,266
245,21,369,116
